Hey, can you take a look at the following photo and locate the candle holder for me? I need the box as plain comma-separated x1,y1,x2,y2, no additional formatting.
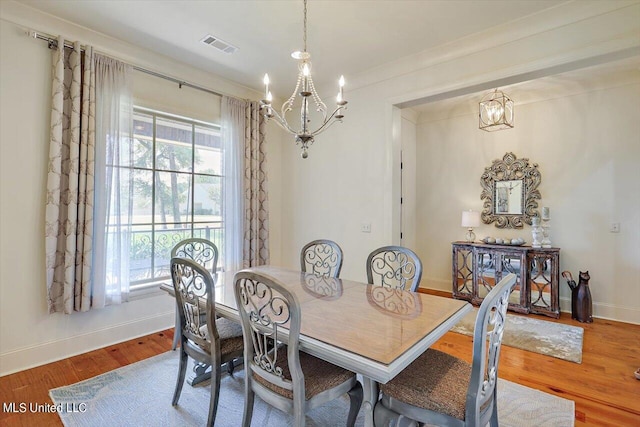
541,206,551,248
541,218,552,248
531,217,543,248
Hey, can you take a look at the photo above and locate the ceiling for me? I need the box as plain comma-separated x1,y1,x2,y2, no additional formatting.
18,0,568,96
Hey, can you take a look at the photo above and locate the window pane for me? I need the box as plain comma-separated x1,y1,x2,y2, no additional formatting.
133,112,154,169
156,117,192,172
194,175,222,220
132,169,153,224
154,224,193,279
154,171,192,224
130,225,154,282
194,125,222,175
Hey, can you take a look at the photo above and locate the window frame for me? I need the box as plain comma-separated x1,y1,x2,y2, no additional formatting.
127,106,223,294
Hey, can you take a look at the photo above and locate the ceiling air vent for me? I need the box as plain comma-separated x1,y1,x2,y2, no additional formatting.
200,34,238,54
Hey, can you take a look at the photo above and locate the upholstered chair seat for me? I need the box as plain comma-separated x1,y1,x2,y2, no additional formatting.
253,346,356,401
379,349,471,420
198,318,244,355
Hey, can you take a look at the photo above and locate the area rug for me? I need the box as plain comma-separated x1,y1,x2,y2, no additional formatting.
50,351,575,426
451,309,583,363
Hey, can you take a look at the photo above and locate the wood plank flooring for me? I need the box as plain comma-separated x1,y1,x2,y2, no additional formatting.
1,309,639,426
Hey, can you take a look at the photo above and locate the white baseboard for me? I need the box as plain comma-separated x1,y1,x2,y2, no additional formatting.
0,311,174,376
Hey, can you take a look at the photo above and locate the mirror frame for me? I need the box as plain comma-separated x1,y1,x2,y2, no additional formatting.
480,152,541,228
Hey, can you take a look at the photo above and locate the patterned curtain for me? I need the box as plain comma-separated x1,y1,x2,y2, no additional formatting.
45,38,95,314
243,102,269,267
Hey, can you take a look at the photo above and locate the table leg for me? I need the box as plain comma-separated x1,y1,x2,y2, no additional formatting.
187,361,211,386
362,376,379,427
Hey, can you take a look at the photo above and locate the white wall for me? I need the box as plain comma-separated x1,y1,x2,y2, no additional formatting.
415,79,640,323
0,2,283,375
278,1,640,324
400,110,417,252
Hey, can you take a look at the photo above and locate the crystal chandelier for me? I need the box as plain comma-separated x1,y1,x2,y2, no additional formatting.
479,89,514,131
260,0,347,158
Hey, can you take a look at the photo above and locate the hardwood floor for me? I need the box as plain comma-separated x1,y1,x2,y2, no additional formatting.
1,311,639,426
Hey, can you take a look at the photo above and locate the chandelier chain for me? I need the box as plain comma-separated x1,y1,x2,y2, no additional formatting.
303,0,307,52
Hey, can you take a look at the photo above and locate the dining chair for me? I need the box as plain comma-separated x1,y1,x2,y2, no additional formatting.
170,238,219,351
234,270,363,427
300,239,344,278
170,257,244,426
366,246,423,292
373,273,517,427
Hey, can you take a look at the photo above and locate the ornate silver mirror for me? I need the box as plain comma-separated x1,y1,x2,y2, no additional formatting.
480,152,541,228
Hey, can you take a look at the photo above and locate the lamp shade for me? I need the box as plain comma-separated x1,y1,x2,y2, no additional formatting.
461,210,481,228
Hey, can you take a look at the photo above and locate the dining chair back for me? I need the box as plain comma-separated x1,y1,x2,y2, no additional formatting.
300,239,344,278
374,273,517,427
170,238,219,350
170,257,243,426
366,246,423,292
234,270,362,427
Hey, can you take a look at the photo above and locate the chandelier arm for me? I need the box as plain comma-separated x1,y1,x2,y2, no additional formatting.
309,107,344,136
311,118,340,137
266,108,299,135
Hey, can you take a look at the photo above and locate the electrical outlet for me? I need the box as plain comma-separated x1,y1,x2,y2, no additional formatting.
361,222,371,233
610,223,620,233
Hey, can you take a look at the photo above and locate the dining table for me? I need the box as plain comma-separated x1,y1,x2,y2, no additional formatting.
162,265,472,427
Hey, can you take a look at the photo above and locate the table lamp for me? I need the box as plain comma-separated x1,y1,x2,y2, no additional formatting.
461,210,481,242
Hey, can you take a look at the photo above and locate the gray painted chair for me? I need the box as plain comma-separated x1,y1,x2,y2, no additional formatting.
234,270,363,427
170,257,244,426
366,246,423,292
170,238,219,351
373,273,517,427
300,239,344,278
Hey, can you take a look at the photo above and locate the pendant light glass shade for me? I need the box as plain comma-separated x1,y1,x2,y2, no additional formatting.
479,89,514,131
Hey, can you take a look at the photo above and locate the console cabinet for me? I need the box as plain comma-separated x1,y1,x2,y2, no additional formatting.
452,242,560,318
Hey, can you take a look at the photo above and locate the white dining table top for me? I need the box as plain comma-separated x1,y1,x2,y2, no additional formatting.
163,265,471,383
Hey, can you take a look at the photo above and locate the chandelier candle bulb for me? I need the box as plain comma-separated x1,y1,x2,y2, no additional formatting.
263,74,270,99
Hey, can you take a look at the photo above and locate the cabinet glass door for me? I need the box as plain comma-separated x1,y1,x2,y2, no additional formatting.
529,254,554,312
477,251,496,299
454,248,474,298
501,254,523,306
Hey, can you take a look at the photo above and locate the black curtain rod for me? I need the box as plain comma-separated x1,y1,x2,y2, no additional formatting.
31,31,225,98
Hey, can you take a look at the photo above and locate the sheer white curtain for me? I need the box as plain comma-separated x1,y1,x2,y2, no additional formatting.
221,96,245,272
92,54,133,307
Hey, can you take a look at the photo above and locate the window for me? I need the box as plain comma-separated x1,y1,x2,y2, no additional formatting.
127,107,223,291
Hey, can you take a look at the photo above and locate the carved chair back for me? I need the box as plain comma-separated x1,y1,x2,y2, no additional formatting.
467,273,516,425
366,246,423,292
171,238,219,275
300,239,343,278
234,271,304,401
170,257,218,351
